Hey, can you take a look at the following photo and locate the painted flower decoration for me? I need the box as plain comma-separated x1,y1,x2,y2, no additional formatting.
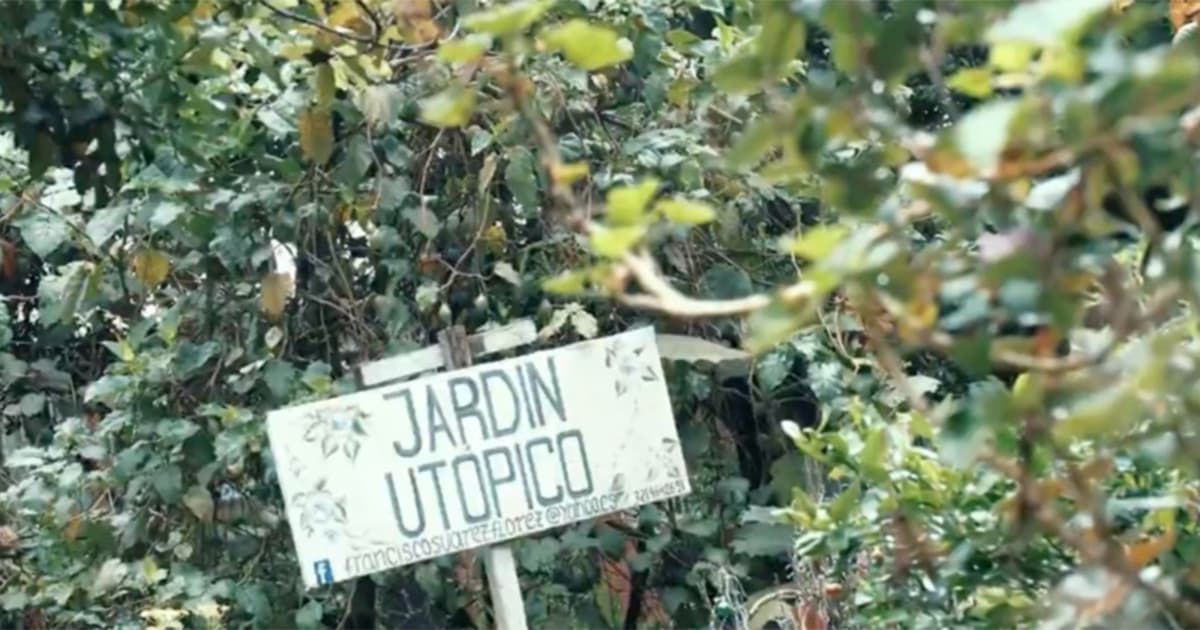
605,338,658,397
292,483,348,545
303,405,368,461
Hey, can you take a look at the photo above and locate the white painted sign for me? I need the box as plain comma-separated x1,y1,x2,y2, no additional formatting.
267,327,690,589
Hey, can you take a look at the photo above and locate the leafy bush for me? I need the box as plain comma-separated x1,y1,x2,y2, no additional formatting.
3,0,1200,628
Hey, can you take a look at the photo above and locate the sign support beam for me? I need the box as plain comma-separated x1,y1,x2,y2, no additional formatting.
437,326,529,630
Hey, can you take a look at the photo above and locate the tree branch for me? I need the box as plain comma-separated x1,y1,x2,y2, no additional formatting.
256,0,377,45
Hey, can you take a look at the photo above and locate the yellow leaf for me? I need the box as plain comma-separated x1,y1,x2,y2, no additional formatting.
946,68,993,99
655,197,716,226
550,161,589,186
483,222,507,254
328,1,371,36
64,513,82,542
989,41,1038,73
298,108,334,164
781,225,848,261
589,225,646,259
313,62,336,109
419,86,476,128
132,249,171,289
542,270,588,294
261,272,293,321
605,178,660,226
462,0,552,36
438,34,493,63
540,19,633,71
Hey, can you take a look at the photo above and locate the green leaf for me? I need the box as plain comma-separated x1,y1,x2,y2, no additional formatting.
589,225,646,259
701,264,754,299
731,523,794,557
437,34,493,63
542,270,589,295
175,341,218,376
516,537,560,571
151,464,183,502
947,68,993,98
18,392,44,415
985,0,1110,47
505,147,540,213
954,99,1018,174
262,359,297,398
148,200,187,230
606,178,660,226
711,54,764,94
939,408,986,468
419,85,476,128
540,20,634,71
756,7,805,79
14,211,69,258
827,481,862,523
0,305,10,350
0,589,28,612
727,117,781,168
85,374,134,406
860,427,888,483
90,558,128,597
401,207,442,239
37,261,96,327
294,601,324,629
462,0,552,36
1053,387,1143,440
781,225,848,261
86,204,128,246
656,197,716,225
756,348,792,392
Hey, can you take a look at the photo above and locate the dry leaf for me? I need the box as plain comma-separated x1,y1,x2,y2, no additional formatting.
260,272,292,321
0,237,16,280
1170,0,1200,32
1125,528,1176,568
182,485,215,524
63,513,82,542
132,249,171,289
394,0,438,43
298,108,334,165
0,525,18,549
328,1,372,36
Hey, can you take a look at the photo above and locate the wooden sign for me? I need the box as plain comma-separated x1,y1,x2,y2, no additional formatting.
267,327,690,589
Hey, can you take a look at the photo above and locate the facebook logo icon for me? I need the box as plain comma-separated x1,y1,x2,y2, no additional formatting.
314,559,334,586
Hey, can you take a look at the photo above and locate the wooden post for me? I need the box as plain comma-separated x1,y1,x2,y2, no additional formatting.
354,321,536,630
437,325,529,630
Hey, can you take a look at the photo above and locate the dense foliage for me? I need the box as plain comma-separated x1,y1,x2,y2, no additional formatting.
4,0,1200,628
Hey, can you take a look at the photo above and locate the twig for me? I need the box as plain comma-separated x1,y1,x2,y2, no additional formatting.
353,0,383,41
256,0,377,45
617,251,817,318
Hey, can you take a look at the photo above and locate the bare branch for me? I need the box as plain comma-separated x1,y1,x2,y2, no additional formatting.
615,251,817,319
